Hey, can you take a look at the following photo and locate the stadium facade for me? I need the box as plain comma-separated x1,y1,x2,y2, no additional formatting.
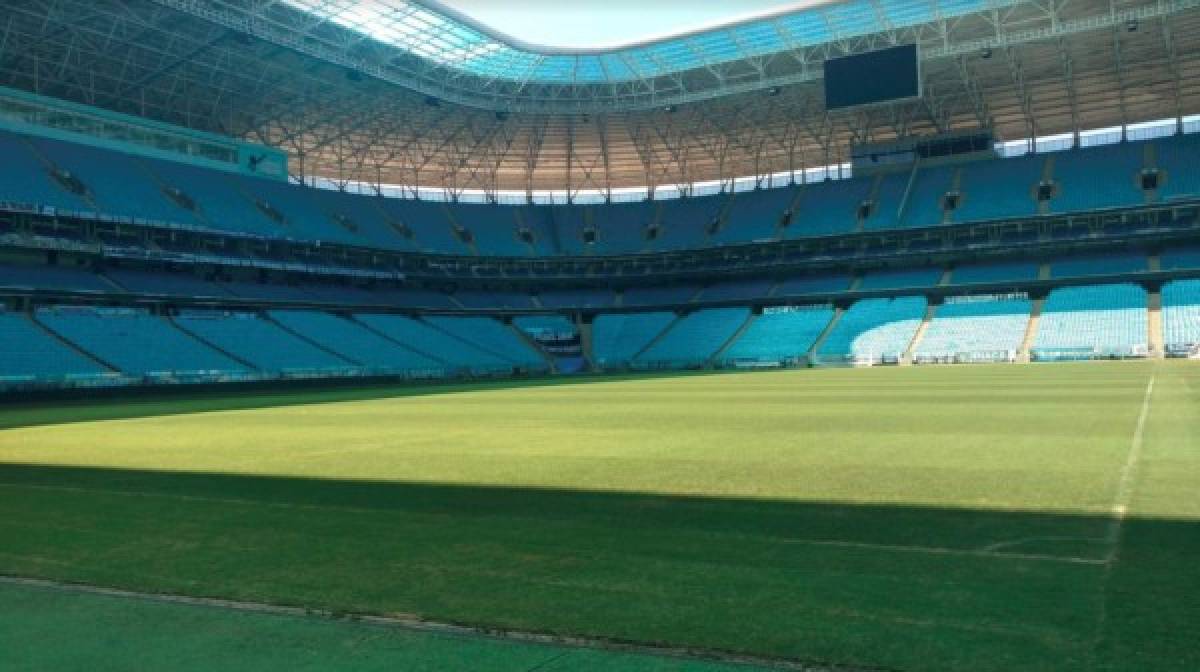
1,0,1200,392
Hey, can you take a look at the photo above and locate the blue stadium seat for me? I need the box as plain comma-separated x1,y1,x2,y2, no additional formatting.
268,310,442,373
538,288,615,309
354,313,511,373
38,306,246,376
696,279,775,302
1050,253,1146,279
1050,142,1146,213
104,268,232,298
898,166,955,229
1155,133,1200,201
954,153,1044,222
817,296,927,362
652,194,724,252
174,310,351,374
711,187,795,245
785,177,873,237
592,312,676,367
422,316,546,368
720,306,834,364
0,131,92,212
773,274,851,296
1033,284,1147,357
623,285,699,306
635,307,749,367
915,298,1031,361
30,136,198,225
1162,279,1200,349
950,261,1041,285
0,309,109,380
448,203,528,256
141,156,283,238
0,263,114,293
858,267,943,291
1160,246,1200,271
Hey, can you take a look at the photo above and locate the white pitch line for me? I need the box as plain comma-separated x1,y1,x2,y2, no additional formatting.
778,538,1106,565
1104,375,1155,559
0,482,1106,566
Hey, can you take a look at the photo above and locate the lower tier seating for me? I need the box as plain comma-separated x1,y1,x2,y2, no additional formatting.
817,296,927,363
1162,279,1200,348
1032,284,1148,358
268,310,442,373
38,306,246,376
591,312,675,368
634,307,750,367
174,311,350,374
914,298,1031,362
353,314,514,374
0,309,108,379
719,306,835,364
422,316,546,369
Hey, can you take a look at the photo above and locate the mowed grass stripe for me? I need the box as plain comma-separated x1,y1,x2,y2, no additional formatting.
2,361,1195,671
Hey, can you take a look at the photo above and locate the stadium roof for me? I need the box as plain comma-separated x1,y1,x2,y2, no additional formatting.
274,0,1007,85
2,0,1200,193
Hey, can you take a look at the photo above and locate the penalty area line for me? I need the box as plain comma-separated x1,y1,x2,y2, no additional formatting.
1104,374,1155,560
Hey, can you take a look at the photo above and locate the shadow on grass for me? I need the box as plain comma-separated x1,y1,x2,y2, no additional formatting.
0,463,1197,672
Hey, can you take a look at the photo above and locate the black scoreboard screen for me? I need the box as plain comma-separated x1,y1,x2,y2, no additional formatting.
824,44,921,110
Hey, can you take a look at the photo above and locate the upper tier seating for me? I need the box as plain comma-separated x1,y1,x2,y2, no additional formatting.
421,316,545,369
8,127,1200,259
785,176,874,237
711,187,795,245
1033,284,1147,356
954,153,1044,222
141,155,284,238
174,311,350,373
1049,142,1146,213
720,306,834,364
817,296,927,361
220,280,317,302
1050,253,1147,278
1162,279,1200,348
448,203,528,256
592,312,675,367
0,309,108,379
30,136,199,225
268,310,441,372
651,195,725,252
585,201,657,255
635,307,750,366
950,261,1041,285
858,267,944,291
1154,132,1200,201
0,131,91,212
898,165,955,229
915,298,1031,360
0,263,114,293
354,314,513,373
38,306,245,375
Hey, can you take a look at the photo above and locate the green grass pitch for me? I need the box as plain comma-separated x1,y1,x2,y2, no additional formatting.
0,361,1197,671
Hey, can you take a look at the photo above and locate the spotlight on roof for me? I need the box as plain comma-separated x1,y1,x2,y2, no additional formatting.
424,96,441,107
1126,19,1138,32
767,86,782,97
980,47,992,59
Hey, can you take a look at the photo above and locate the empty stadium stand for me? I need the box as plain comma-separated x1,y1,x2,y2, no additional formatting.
816,297,928,364
634,307,750,368
719,306,835,365
1032,284,1149,359
914,297,1032,363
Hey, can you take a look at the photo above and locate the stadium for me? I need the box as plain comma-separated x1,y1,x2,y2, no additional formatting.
0,0,1198,670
